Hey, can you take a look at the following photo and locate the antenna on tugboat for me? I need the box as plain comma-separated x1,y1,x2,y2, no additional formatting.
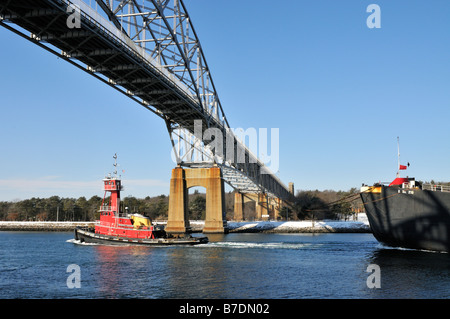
113,153,118,177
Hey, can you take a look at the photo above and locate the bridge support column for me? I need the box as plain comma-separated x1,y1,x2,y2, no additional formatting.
234,192,244,221
256,193,269,220
203,166,227,233
166,166,227,234
271,198,281,220
166,167,190,234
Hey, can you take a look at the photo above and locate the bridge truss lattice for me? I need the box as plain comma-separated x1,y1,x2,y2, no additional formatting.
0,0,293,200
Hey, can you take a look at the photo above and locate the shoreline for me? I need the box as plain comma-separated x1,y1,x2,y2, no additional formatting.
0,221,94,232
0,220,371,233
226,220,370,233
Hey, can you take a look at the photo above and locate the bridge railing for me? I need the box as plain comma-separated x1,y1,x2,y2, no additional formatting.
67,0,197,107
422,184,450,192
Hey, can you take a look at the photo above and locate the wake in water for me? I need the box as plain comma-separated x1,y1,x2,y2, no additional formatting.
66,238,98,246
376,242,448,254
66,239,145,247
200,241,323,250
67,238,323,250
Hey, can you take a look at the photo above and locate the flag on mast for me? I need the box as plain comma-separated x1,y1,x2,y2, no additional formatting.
397,138,410,170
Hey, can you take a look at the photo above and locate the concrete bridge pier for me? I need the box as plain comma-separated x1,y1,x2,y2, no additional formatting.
166,166,227,234
234,192,244,221
273,197,283,220
233,192,287,221
165,167,190,234
256,193,269,220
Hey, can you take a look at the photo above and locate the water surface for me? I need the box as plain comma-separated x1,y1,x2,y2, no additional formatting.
0,232,448,299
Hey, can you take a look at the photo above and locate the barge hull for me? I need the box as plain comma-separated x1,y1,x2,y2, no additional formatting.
361,186,450,252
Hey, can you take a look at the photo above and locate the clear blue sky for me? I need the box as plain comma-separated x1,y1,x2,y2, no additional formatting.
1,0,449,201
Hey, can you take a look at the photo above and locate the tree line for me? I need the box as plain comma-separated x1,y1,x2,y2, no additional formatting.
0,188,362,222
0,195,169,222
293,188,362,220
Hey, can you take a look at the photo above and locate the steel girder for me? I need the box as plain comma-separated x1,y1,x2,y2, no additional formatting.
0,0,294,201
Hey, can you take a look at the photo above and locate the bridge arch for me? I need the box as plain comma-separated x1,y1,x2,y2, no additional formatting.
187,187,206,220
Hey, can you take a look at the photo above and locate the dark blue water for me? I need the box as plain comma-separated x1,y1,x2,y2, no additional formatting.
0,232,449,299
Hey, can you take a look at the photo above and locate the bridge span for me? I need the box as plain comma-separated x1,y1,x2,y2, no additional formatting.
0,0,295,232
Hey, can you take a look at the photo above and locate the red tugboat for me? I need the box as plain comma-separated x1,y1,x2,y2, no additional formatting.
74,155,208,246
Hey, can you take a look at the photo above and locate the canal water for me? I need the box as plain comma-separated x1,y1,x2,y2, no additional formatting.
0,232,449,299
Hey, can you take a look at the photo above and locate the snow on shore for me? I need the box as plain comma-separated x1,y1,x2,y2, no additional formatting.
0,216,371,233
0,221,93,231
226,220,370,233
0,221,92,226
188,215,371,233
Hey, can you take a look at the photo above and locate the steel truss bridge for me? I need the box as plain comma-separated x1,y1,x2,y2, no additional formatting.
0,0,294,202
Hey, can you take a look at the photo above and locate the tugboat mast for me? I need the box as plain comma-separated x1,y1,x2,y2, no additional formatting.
113,153,119,178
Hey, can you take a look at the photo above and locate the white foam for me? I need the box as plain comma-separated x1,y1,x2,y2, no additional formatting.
376,243,448,254
66,238,98,246
200,241,322,250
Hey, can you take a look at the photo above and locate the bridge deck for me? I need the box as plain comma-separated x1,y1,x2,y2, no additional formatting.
0,0,294,201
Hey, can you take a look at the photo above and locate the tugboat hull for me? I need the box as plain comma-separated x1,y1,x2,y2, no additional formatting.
75,227,208,246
